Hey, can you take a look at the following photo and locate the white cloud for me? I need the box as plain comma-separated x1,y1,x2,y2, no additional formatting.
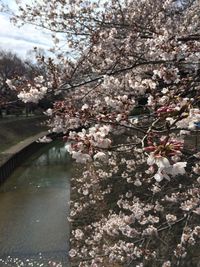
0,12,53,59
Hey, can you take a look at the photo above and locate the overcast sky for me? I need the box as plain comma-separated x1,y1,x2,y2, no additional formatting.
0,0,53,59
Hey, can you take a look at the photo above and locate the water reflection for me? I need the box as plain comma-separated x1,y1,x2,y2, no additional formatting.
0,141,71,266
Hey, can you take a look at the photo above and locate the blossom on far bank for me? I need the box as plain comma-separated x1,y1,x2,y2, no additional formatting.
36,136,52,143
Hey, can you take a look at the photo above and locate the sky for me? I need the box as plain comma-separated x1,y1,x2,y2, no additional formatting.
0,0,53,59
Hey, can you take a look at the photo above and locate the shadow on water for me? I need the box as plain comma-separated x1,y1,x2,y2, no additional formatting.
0,140,71,267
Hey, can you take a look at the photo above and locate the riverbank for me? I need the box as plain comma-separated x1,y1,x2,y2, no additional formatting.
0,116,48,153
0,116,49,183
0,131,48,167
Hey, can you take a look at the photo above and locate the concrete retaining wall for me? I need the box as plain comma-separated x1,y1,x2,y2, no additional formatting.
0,132,49,185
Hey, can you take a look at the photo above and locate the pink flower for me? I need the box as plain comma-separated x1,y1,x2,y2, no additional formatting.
154,170,170,182
147,153,170,169
170,162,187,176
93,152,107,162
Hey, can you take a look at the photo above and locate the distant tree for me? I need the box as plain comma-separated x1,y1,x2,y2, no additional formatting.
0,50,60,116
0,50,26,87
0,50,27,116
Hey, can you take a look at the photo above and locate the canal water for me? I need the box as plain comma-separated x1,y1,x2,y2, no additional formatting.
0,141,71,267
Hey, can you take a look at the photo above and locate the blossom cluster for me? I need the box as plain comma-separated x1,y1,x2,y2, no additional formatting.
17,76,47,103
10,0,200,266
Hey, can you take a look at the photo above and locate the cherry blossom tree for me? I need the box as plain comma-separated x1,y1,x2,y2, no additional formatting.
5,0,200,266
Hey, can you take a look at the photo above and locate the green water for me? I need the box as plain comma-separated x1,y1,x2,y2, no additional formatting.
0,141,71,266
